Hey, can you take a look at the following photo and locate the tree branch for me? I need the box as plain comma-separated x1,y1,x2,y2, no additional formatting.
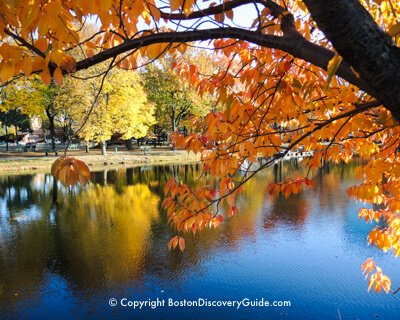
303,0,400,121
160,0,299,36
75,28,372,95
4,28,46,59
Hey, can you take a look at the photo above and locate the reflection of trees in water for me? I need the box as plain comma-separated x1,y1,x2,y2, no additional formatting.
264,193,309,230
0,175,57,305
0,162,359,304
142,167,270,282
0,174,49,217
0,181,160,305
53,184,160,289
0,164,268,296
263,161,360,230
310,162,359,218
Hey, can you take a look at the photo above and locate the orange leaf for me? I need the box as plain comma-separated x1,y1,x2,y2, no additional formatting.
41,67,51,85
53,67,63,85
51,157,91,187
0,62,14,82
361,258,376,276
22,57,33,75
178,237,185,252
35,38,49,52
60,55,77,73
170,0,181,11
168,236,179,250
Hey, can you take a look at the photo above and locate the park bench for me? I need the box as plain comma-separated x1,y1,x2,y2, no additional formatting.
139,145,152,155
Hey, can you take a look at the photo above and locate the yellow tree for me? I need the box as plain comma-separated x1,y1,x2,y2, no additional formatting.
7,76,60,149
0,84,31,149
55,69,155,155
0,0,400,293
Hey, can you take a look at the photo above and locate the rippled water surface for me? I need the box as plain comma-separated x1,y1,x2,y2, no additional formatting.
0,163,399,319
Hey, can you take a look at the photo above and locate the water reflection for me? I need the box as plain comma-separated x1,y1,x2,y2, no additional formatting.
0,162,399,319
57,184,159,289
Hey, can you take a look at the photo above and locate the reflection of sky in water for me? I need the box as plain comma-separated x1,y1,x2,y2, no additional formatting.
0,163,399,320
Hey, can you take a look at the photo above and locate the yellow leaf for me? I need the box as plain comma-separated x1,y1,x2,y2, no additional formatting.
381,275,391,293
183,0,194,16
145,43,168,60
50,49,64,65
22,2,40,28
326,53,343,87
368,273,377,291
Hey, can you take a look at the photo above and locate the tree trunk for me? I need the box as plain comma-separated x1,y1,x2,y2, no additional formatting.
15,126,18,146
5,125,9,152
171,105,176,132
100,141,107,156
7,176,13,218
45,108,57,150
303,0,400,121
126,168,134,185
52,177,58,205
103,169,108,185
42,121,46,143
48,116,56,150
125,139,133,150
63,124,69,143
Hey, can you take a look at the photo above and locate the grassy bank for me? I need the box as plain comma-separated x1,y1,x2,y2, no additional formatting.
0,148,200,175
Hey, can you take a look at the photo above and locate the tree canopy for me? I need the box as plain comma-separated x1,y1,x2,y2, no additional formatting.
54,66,155,149
0,82,32,148
142,54,213,134
0,0,400,294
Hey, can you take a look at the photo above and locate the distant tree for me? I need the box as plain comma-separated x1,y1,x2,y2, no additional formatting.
4,76,59,150
0,108,30,151
55,68,155,155
142,54,214,136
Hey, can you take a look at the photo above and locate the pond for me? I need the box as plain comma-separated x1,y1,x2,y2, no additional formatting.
0,162,399,319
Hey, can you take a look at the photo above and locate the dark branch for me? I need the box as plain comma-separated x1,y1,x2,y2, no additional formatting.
160,0,298,36
75,28,372,96
303,0,400,121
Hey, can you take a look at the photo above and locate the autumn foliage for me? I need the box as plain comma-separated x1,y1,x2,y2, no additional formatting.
1,0,400,293
51,157,90,187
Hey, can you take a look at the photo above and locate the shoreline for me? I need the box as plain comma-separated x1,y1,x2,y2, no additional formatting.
0,149,200,175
